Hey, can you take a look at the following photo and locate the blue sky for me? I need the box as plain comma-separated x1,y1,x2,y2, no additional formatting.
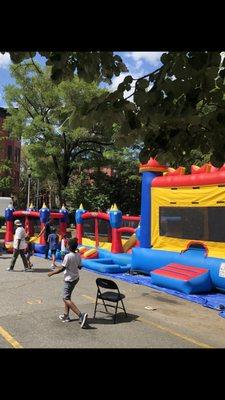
0,52,164,107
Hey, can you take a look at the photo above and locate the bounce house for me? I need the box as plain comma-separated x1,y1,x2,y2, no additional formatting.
78,157,225,296
4,156,225,297
76,204,140,272
4,202,69,255
131,158,225,294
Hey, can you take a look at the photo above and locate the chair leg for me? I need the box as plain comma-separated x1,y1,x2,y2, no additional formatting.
114,302,119,324
121,299,127,317
102,298,108,312
93,297,98,318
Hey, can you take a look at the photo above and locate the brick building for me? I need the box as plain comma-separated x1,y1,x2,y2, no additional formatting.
0,107,21,197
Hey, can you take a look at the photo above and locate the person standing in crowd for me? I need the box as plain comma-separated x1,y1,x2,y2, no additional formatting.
48,227,59,270
7,220,30,272
38,218,53,259
25,235,34,269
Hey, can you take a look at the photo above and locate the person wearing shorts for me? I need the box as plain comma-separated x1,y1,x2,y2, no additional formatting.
48,238,88,328
47,228,59,270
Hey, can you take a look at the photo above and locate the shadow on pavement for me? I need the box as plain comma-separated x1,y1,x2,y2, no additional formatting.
68,312,138,329
86,312,139,326
153,296,180,304
0,256,12,259
31,268,52,273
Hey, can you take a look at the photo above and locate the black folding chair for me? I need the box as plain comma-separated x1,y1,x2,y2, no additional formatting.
93,278,127,323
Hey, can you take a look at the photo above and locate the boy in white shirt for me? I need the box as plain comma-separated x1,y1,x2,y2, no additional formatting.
48,238,88,328
7,220,30,272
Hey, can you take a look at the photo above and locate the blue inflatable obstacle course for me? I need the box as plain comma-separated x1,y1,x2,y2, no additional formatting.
151,263,212,294
82,258,130,273
81,249,131,273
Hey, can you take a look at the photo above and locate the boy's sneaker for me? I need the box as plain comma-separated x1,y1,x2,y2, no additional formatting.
80,313,88,328
50,265,55,270
6,267,13,271
59,314,71,322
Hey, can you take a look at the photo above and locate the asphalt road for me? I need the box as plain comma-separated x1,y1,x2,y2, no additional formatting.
0,253,225,348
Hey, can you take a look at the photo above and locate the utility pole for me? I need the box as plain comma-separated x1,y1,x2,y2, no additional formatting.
27,167,32,209
36,179,40,209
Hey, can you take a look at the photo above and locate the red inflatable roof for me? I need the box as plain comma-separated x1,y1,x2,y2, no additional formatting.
152,170,225,187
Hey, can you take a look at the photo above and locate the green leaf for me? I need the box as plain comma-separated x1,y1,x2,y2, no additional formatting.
219,69,225,79
139,147,151,163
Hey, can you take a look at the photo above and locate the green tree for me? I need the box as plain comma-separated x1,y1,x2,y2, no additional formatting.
79,52,225,167
0,161,13,195
63,147,141,214
3,62,117,202
2,52,128,84
0,131,12,195
4,51,224,167
17,145,59,209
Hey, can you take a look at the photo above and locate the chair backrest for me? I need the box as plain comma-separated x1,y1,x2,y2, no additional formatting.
96,277,118,290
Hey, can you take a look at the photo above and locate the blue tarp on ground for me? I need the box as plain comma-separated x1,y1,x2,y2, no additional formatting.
33,253,225,319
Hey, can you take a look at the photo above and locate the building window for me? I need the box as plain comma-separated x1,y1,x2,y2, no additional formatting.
7,145,13,161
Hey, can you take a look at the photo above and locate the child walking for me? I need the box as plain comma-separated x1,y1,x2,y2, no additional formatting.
47,227,59,270
48,238,88,328
25,236,34,269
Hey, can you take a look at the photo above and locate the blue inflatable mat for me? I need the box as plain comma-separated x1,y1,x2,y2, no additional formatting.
82,267,225,319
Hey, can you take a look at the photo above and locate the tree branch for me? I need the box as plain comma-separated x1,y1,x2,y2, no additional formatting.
71,148,103,160
29,55,43,75
52,155,62,183
24,95,41,116
16,99,36,119
78,139,114,146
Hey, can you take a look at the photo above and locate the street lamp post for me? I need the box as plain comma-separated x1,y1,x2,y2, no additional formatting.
35,178,40,210
27,167,32,209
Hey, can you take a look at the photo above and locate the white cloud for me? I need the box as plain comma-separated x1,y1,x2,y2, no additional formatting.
126,51,164,67
109,52,164,102
110,72,130,92
0,52,11,69
109,72,135,102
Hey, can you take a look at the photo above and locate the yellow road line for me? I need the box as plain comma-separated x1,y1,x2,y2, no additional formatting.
0,326,23,349
82,294,96,302
138,317,213,348
82,294,213,348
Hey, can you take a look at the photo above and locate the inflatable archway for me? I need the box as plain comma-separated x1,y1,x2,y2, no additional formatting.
75,204,140,253
4,202,69,254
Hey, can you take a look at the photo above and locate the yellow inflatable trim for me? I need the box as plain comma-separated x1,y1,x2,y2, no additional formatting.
123,234,137,252
78,246,87,254
83,248,98,258
81,237,128,251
